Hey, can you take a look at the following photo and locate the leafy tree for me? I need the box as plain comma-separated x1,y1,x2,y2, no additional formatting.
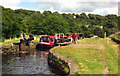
93,27,104,38
103,27,110,37
88,14,96,19
84,31,91,38
43,10,52,17
105,20,117,29
80,25,89,31
1,6,119,39
79,13,88,19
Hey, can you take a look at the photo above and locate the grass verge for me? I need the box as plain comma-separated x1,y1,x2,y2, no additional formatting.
1,35,42,46
52,38,118,74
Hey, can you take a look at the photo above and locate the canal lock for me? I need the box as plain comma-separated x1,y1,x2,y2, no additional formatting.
2,41,70,75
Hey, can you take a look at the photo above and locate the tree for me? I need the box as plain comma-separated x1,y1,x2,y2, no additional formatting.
88,14,96,19
43,10,52,17
84,31,91,38
1,5,119,39
93,27,104,38
105,20,117,29
79,13,88,19
103,27,110,37
80,25,89,31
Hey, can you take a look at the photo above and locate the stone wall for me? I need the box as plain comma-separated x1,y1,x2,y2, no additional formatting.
48,52,70,75
112,38,120,44
2,45,19,55
2,42,37,54
48,48,80,75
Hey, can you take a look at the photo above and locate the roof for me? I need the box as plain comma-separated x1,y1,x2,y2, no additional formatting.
41,36,55,38
49,36,56,38
41,35,72,38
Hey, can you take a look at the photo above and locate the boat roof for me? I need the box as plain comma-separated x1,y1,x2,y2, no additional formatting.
49,36,56,38
41,36,55,38
41,35,72,38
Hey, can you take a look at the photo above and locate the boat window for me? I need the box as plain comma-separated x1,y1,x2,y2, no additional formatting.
50,38,54,42
43,37,50,42
40,37,44,41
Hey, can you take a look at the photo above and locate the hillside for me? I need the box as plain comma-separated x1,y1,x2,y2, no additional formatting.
1,5,119,40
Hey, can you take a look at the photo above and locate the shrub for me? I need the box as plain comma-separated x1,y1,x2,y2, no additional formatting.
0,37,4,42
84,31,91,38
93,27,104,38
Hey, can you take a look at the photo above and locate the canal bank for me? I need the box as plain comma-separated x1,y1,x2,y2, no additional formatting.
50,38,118,75
48,47,80,75
1,37,119,75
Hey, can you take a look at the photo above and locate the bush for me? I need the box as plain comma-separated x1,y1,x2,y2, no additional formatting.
93,27,104,38
84,31,91,38
103,27,110,37
0,37,5,42
109,34,115,38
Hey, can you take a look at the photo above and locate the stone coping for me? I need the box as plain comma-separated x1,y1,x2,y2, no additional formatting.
49,47,80,75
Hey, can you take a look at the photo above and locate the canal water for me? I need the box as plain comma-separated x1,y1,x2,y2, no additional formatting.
2,49,56,75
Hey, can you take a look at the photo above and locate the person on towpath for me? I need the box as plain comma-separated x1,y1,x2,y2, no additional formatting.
72,33,77,44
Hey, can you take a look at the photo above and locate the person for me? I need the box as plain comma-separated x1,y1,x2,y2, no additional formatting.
67,33,69,37
23,33,26,40
28,33,34,41
72,33,77,44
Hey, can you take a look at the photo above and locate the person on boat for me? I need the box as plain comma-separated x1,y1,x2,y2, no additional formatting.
72,33,77,44
28,33,34,41
67,33,69,37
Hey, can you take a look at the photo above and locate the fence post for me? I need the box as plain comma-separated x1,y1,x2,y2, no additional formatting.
104,32,106,40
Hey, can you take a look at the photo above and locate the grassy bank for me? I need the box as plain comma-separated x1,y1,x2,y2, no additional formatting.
109,34,120,40
52,38,118,74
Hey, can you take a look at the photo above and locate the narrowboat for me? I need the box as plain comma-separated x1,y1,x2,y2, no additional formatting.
36,35,72,50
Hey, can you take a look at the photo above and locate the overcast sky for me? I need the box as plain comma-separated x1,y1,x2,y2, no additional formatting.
0,0,119,15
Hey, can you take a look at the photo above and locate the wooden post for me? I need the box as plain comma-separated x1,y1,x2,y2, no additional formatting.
104,32,106,40
11,43,13,49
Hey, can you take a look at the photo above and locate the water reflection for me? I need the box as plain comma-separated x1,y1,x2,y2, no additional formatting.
2,49,55,75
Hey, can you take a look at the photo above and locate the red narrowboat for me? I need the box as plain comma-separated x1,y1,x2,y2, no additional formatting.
36,35,72,50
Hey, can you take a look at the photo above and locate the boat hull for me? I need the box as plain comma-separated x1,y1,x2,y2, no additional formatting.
36,44,54,51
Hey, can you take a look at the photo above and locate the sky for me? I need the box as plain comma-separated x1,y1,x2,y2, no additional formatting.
0,0,120,15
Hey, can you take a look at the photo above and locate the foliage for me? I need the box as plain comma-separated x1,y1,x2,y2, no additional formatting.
84,31,91,38
103,27,110,37
0,37,4,42
93,27,104,38
1,6,119,39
